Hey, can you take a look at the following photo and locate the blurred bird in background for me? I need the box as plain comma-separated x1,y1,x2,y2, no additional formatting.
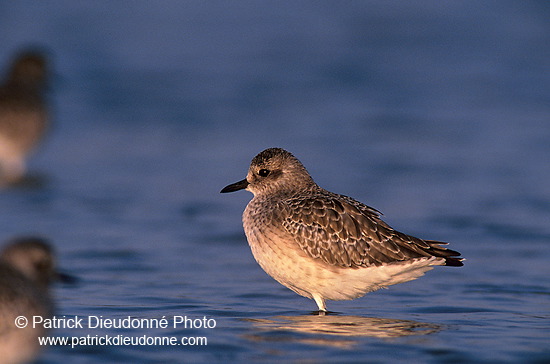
0,50,50,186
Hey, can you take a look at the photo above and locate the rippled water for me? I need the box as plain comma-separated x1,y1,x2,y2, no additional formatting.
1,1,549,363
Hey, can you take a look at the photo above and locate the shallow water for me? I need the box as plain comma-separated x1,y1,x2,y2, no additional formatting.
1,1,549,363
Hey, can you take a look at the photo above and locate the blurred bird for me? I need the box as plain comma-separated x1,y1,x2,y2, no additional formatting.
0,50,49,185
0,237,73,364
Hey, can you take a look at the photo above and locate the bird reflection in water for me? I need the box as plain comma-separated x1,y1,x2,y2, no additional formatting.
243,314,441,349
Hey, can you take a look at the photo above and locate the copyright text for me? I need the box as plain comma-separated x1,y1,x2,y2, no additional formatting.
15,315,217,330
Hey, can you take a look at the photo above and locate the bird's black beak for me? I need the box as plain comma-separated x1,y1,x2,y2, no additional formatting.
57,271,78,285
220,179,249,193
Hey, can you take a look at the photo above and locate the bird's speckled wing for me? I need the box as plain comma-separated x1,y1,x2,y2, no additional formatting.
279,189,462,268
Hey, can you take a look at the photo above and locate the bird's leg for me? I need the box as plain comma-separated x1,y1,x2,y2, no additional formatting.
312,293,327,312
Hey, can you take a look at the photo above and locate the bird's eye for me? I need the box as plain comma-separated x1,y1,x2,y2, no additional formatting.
258,169,270,177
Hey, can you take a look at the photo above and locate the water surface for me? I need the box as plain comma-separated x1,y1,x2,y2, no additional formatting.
1,1,549,363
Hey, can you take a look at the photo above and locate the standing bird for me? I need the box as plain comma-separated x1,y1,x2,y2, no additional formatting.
0,51,49,185
0,237,72,364
221,148,463,312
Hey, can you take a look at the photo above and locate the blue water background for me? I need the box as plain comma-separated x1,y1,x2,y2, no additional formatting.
1,1,549,363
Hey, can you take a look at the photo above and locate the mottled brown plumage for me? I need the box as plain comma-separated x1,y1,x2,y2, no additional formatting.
222,148,463,311
280,190,462,268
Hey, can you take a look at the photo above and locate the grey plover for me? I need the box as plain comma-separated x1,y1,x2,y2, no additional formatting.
0,51,49,185
221,148,463,312
0,237,71,364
